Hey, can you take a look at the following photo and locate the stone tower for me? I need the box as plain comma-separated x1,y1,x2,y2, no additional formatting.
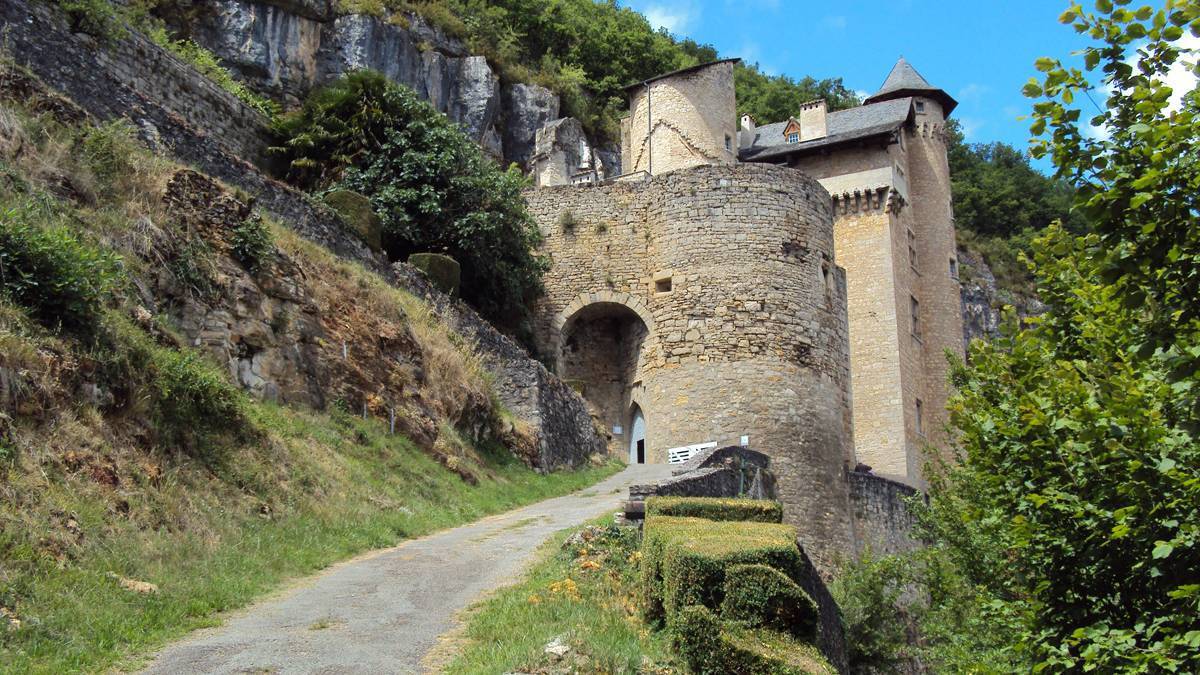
619,59,740,176
524,164,856,569
740,57,965,485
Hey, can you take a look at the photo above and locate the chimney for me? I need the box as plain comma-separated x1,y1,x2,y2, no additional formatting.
799,100,827,140
739,113,756,149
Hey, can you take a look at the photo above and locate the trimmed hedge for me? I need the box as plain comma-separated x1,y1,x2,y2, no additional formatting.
645,496,784,523
672,604,834,675
641,516,801,623
722,564,818,639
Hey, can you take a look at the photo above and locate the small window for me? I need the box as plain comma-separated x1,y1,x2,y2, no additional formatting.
915,100,926,113
787,132,799,144
915,398,925,436
949,257,959,279
725,134,732,151
910,295,921,340
655,277,673,294
907,229,918,271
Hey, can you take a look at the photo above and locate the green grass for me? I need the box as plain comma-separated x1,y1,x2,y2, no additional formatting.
0,403,620,674
445,518,678,674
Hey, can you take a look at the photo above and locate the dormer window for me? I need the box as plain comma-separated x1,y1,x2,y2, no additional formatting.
787,132,799,144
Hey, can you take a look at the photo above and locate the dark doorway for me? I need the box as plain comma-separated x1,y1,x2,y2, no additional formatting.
636,439,646,464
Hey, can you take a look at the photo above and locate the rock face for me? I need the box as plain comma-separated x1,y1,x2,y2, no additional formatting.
958,246,1045,350
531,117,609,186
190,0,587,168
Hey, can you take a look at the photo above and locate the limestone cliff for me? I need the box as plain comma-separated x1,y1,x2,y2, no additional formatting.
958,246,1045,350
187,0,583,168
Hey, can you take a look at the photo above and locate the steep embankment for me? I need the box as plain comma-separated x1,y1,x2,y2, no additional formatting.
0,62,615,674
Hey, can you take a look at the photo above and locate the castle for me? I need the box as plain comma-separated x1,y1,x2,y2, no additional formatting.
526,58,965,564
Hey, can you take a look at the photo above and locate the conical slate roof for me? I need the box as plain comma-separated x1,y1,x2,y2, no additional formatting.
864,57,957,116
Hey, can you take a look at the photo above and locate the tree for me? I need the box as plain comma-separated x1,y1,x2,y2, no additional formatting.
900,2,1200,671
271,71,546,333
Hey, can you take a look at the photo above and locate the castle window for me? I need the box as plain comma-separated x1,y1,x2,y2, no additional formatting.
725,134,732,151
787,132,799,144
949,257,959,279
653,271,673,294
910,295,922,340
915,100,926,113
915,398,925,436
907,229,918,272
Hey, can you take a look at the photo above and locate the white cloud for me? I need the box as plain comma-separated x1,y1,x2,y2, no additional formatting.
957,83,989,104
821,15,847,30
957,117,984,140
641,1,700,35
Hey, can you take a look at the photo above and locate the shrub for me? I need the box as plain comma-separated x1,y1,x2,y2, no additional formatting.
0,199,122,333
829,549,917,673
271,71,546,331
645,496,783,523
231,215,274,274
721,564,817,639
150,348,249,453
672,604,834,675
641,515,801,623
54,0,125,41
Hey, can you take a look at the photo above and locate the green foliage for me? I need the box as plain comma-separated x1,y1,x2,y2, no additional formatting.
830,550,918,674
271,71,546,329
53,0,126,41
141,26,279,117
231,215,274,274
641,516,801,622
645,496,784,523
901,4,1200,671
0,197,122,334
166,236,219,299
672,604,834,675
721,564,817,638
735,63,860,123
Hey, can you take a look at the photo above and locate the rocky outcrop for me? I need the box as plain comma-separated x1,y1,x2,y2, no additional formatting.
189,0,585,167
502,83,560,169
531,117,610,186
958,246,1044,350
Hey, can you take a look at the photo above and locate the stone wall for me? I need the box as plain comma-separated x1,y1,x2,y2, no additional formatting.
392,264,607,470
626,61,738,176
526,163,856,569
848,470,922,555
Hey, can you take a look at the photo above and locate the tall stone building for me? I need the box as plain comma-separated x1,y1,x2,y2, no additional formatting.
527,58,962,564
739,57,965,485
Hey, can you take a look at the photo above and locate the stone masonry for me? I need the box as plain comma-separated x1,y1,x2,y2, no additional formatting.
525,162,856,569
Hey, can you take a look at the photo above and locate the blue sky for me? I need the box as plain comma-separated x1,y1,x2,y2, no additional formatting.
619,0,1094,153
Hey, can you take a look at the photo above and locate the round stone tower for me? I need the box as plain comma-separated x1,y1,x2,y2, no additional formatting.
526,163,855,568
621,59,740,176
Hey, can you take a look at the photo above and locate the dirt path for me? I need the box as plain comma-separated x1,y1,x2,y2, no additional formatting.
139,463,671,674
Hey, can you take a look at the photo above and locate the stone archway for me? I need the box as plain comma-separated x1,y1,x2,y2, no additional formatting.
557,297,651,459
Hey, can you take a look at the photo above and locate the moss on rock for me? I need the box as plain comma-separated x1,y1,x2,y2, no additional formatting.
323,190,382,251
408,252,461,297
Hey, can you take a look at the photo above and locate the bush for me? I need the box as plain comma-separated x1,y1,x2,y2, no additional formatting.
0,199,122,334
721,564,817,639
231,215,274,274
54,0,125,41
672,604,833,675
641,515,801,623
271,71,546,331
645,496,783,523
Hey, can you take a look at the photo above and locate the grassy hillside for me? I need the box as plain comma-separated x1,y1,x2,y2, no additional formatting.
0,69,619,673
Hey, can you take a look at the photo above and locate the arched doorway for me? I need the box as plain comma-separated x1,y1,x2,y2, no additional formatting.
628,403,646,464
559,302,649,460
